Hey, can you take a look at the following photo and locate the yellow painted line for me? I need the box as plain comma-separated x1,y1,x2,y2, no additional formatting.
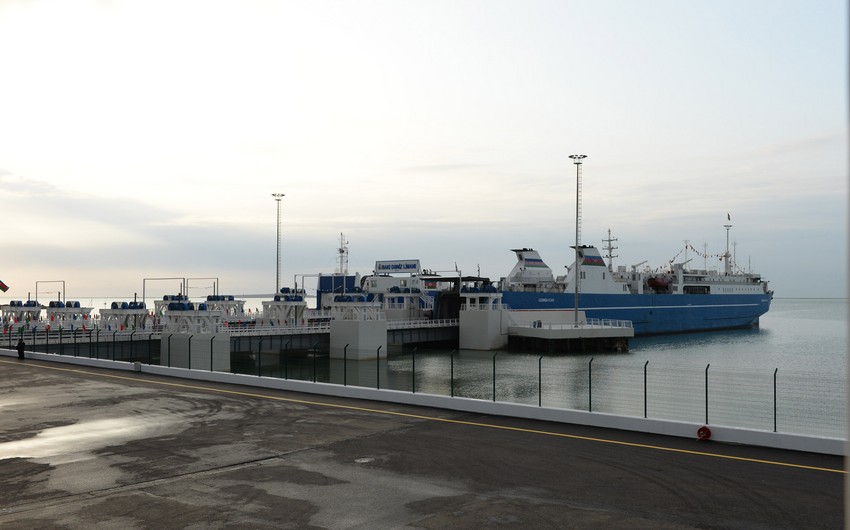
3,358,845,475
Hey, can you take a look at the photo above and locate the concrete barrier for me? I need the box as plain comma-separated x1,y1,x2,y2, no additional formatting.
1,348,844,456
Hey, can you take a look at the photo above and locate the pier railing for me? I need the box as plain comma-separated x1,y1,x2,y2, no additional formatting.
7,329,844,440
513,318,633,330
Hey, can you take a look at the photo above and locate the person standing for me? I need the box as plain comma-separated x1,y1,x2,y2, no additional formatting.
16,338,25,359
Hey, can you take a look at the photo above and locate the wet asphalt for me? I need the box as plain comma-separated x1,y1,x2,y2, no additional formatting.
0,357,843,529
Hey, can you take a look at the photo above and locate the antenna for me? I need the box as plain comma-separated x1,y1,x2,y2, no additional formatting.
602,228,618,272
337,232,349,275
733,241,738,273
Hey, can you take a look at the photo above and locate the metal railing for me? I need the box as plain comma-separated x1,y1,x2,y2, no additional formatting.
8,330,842,440
513,318,633,330
387,318,458,330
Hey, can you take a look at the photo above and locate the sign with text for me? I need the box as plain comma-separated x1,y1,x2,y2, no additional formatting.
375,260,421,274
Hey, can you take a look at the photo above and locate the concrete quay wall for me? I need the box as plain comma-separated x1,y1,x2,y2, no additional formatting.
1,347,843,456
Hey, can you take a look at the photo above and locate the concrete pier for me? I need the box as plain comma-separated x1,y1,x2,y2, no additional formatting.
0,357,842,528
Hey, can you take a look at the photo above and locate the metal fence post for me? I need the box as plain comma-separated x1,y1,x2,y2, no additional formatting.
95,329,100,359
492,353,498,402
258,338,264,377
112,331,117,361
538,355,543,407
149,333,154,364
376,345,382,389
130,331,135,360
705,363,710,424
588,357,594,412
314,342,320,383
773,368,778,433
187,335,193,370
210,336,216,372
411,348,416,393
284,341,290,379
344,344,349,386
44,328,49,354
644,360,649,418
167,334,172,368
450,349,455,398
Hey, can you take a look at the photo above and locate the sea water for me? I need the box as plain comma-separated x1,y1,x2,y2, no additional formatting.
370,298,848,438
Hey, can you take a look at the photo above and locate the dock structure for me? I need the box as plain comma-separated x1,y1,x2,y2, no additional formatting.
508,319,632,353
4,284,633,364
1,300,42,328
458,289,632,352
99,301,148,331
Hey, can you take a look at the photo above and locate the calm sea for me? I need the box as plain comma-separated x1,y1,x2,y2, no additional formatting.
370,298,848,438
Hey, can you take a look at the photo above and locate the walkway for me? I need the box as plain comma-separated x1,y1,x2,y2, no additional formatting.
0,358,843,528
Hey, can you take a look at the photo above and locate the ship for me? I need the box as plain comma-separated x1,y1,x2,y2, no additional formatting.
498,241,773,336
355,227,773,336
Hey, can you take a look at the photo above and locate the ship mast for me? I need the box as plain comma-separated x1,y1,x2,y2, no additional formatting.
337,232,349,275
602,228,618,273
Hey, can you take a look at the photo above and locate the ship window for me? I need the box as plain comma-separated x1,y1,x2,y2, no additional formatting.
370,280,377,288
580,271,586,279
602,272,606,280
400,280,407,287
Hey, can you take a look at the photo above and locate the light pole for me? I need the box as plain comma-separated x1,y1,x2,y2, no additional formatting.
569,154,587,327
724,215,732,275
272,193,285,293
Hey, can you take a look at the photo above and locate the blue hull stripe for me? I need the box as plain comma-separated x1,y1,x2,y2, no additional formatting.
501,292,771,336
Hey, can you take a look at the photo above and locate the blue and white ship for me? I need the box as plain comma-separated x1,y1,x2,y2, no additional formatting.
498,242,773,336
348,224,773,336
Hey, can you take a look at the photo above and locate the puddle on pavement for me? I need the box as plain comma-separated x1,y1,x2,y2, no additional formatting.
0,416,180,463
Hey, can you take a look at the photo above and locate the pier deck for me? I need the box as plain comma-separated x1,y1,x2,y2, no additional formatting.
0,357,842,528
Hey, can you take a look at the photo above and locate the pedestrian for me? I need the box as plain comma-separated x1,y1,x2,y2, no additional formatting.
16,338,25,359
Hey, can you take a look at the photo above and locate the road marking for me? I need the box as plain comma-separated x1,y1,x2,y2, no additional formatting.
4,359,845,475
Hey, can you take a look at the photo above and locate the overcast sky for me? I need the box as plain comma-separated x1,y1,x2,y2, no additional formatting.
0,0,846,302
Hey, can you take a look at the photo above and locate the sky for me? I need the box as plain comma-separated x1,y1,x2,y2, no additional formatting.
0,0,846,302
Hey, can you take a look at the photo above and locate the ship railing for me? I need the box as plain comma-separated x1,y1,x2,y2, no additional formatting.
419,293,435,310
460,303,511,311
224,322,331,335
514,318,633,330
387,318,458,330
383,302,422,310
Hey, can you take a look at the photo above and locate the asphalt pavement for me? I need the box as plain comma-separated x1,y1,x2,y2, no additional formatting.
0,357,843,529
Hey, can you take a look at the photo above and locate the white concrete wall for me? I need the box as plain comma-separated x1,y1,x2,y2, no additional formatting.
329,320,388,360
459,310,506,350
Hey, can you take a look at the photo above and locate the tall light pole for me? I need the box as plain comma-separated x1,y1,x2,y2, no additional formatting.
569,154,587,327
272,193,285,292
724,214,732,276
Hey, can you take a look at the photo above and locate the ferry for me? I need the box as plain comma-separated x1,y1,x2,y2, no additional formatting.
499,244,773,335
357,228,773,336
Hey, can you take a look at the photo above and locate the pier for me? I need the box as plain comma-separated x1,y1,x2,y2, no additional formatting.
2,285,632,367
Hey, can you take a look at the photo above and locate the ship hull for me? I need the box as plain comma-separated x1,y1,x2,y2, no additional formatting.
501,292,772,336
